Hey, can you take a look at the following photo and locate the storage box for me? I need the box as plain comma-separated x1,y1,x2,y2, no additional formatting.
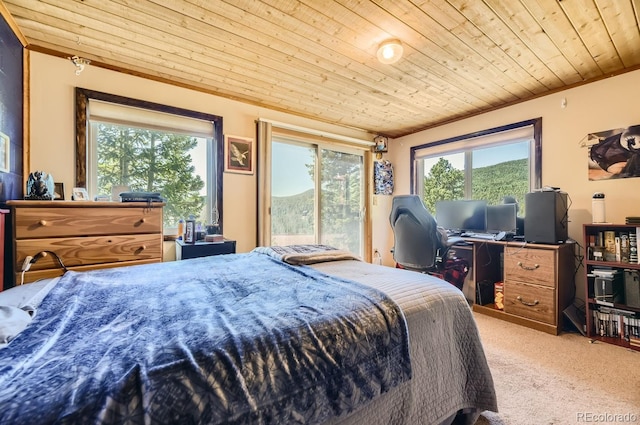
624,269,640,308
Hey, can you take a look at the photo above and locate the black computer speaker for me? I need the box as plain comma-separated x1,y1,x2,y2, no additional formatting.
524,191,568,244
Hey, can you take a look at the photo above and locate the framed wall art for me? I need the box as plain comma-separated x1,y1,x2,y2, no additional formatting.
0,131,10,173
588,124,640,180
224,135,254,174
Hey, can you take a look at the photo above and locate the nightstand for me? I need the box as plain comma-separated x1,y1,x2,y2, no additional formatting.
175,239,236,260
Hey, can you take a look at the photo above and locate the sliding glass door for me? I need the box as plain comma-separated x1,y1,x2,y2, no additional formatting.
271,140,364,256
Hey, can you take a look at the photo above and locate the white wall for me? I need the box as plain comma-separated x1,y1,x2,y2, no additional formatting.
377,68,640,299
28,52,373,255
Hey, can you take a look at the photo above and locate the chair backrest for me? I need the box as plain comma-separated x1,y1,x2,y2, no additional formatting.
389,195,443,270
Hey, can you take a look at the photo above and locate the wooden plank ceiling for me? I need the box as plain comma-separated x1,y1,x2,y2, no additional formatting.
3,0,640,138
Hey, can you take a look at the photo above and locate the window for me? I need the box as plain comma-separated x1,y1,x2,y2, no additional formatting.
75,89,223,231
270,138,365,256
411,119,541,213
256,120,371,258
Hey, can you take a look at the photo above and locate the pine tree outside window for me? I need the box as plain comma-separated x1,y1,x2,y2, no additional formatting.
269,138,366,257
411,119,542,215
76,89,223,233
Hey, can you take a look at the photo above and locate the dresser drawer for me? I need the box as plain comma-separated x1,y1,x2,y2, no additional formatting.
16,234,163,270
503,281,556,324
504,246,556,287
14,207,162,239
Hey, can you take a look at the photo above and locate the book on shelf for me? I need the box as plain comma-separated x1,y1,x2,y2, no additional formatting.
591,227,639,264
592,306,640,344
204,234,224,242
620,232,630,263
637,227,640,264
597,231,604,247
604,230,616,262
631,231,638,263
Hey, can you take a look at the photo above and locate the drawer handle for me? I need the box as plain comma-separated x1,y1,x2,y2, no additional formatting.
38,220,48,226
139,245,146,251
516,295,539,307
517,261,539,271
139,218,146,224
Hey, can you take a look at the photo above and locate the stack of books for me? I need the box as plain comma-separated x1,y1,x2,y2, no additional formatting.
626,217,640,225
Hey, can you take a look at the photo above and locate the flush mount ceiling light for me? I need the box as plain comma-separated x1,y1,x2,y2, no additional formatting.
376,39,403,64
69,55,91,75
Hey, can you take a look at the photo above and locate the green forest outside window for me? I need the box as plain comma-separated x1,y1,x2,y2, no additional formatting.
411,119,542,215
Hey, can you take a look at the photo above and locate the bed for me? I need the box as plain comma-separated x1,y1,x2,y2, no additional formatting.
0,246,497,425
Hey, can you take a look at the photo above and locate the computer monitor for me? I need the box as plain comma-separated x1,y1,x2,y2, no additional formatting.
435,200,487,233
486,204,518,234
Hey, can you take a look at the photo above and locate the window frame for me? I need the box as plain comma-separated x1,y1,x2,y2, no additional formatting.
75,88,224,232
410,118,542,196
270,135,366,256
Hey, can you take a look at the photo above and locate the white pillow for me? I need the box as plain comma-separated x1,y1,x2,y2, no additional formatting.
0,278,61,348
0,306,32,344
0,278,58,308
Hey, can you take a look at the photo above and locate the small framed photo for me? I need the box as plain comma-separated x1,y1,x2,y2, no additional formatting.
72,187,89,201
224,135,254,174
0,131,10,173
54,182,65,200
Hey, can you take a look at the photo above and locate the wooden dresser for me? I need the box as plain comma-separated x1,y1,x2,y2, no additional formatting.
471,241,575,335
7,200,163,286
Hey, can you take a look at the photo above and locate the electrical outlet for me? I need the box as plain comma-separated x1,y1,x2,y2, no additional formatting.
373,249,382,265
22,256,34,272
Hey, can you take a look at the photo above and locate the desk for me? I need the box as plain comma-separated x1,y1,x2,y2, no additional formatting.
455,238,575,335
175,239,236,260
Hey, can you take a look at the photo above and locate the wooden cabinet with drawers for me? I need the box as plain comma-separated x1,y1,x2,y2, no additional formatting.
472,241,575,335
7,200,164,286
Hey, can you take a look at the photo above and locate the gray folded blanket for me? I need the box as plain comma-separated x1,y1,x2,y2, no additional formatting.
252,244,361,265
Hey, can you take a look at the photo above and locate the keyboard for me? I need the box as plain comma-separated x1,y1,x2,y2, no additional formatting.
461,232,497,240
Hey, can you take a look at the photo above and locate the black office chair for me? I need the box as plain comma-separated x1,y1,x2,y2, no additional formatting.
389,195,469,289
389,195,447,271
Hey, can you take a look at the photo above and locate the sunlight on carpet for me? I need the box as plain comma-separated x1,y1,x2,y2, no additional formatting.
472,312,640,425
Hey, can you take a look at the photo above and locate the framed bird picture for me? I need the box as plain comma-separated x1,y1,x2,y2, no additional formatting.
224,134,254,174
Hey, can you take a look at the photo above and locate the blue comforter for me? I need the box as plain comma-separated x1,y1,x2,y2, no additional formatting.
0,253,411,424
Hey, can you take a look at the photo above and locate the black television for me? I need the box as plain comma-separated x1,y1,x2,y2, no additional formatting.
435,200,487,234
486,204,518,234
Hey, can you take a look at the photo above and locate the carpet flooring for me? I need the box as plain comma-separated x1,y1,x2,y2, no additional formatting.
472,312,640,425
